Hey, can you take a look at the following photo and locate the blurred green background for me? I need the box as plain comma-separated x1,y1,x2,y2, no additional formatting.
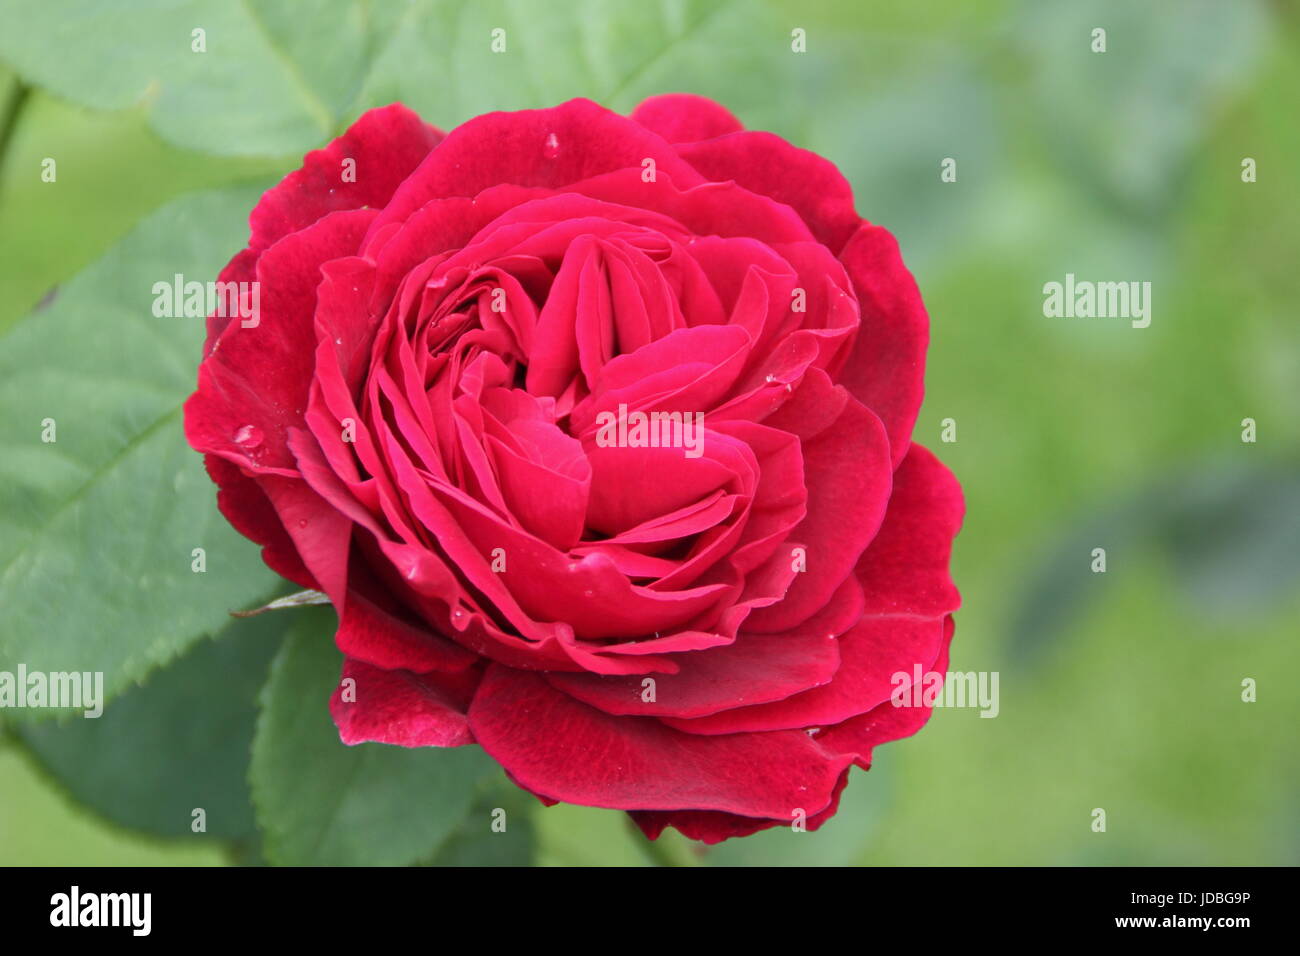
0,0,1296,866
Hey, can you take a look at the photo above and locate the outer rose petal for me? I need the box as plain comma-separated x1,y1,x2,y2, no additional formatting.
666,446,964,734
334,586,477,675
660,614,947,735
256,475,353,605
629,769,852,844
368,98,707,237
469,666,855,818
677,131,861,254
630,93,744,143
250,103,443,254
542,624,841,719
856,443,964,617
202,105,441,350
330,657,479,748
202,248,259,356
836,223,931,469
745,397,892,632
185,208,377,474
203,454,315,590
816,618,954,766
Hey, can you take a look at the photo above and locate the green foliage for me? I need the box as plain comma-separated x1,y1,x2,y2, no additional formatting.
0,0,776,155
19,612,286,839
249,609,500,866
0,187,281,714
426,775,537,866
0,0,334,155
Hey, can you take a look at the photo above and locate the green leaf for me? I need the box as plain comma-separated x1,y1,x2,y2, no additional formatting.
350,0,768,128
1,0,782,160
0,185,280,716
251,608,498,866
425,773,537,866
0,0,348,156
2,0,850,169
241,0,395,122
17,610,286,839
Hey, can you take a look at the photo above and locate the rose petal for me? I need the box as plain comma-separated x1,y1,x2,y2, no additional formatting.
746,397,892,632
629,768,851,844
330,656,478,748
630,93,744,143
203,454,316,590
544,619,841,719
334,585,477,674
369,99,706,236
185,208,376,473
679,131,860,254
257,474,353,605
836,223,930,469
662,614,947,735
816,618,955,766
251,103,442,254
856,443,964,617
470,666,855,817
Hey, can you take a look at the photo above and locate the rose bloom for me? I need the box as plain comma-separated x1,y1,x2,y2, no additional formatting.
185,95,962,843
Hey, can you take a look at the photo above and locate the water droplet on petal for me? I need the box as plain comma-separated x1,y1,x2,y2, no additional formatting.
543,132,560,159
298,519,308,529
233,424,263,448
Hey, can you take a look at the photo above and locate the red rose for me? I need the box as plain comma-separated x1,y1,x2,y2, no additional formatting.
185,95,962,843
